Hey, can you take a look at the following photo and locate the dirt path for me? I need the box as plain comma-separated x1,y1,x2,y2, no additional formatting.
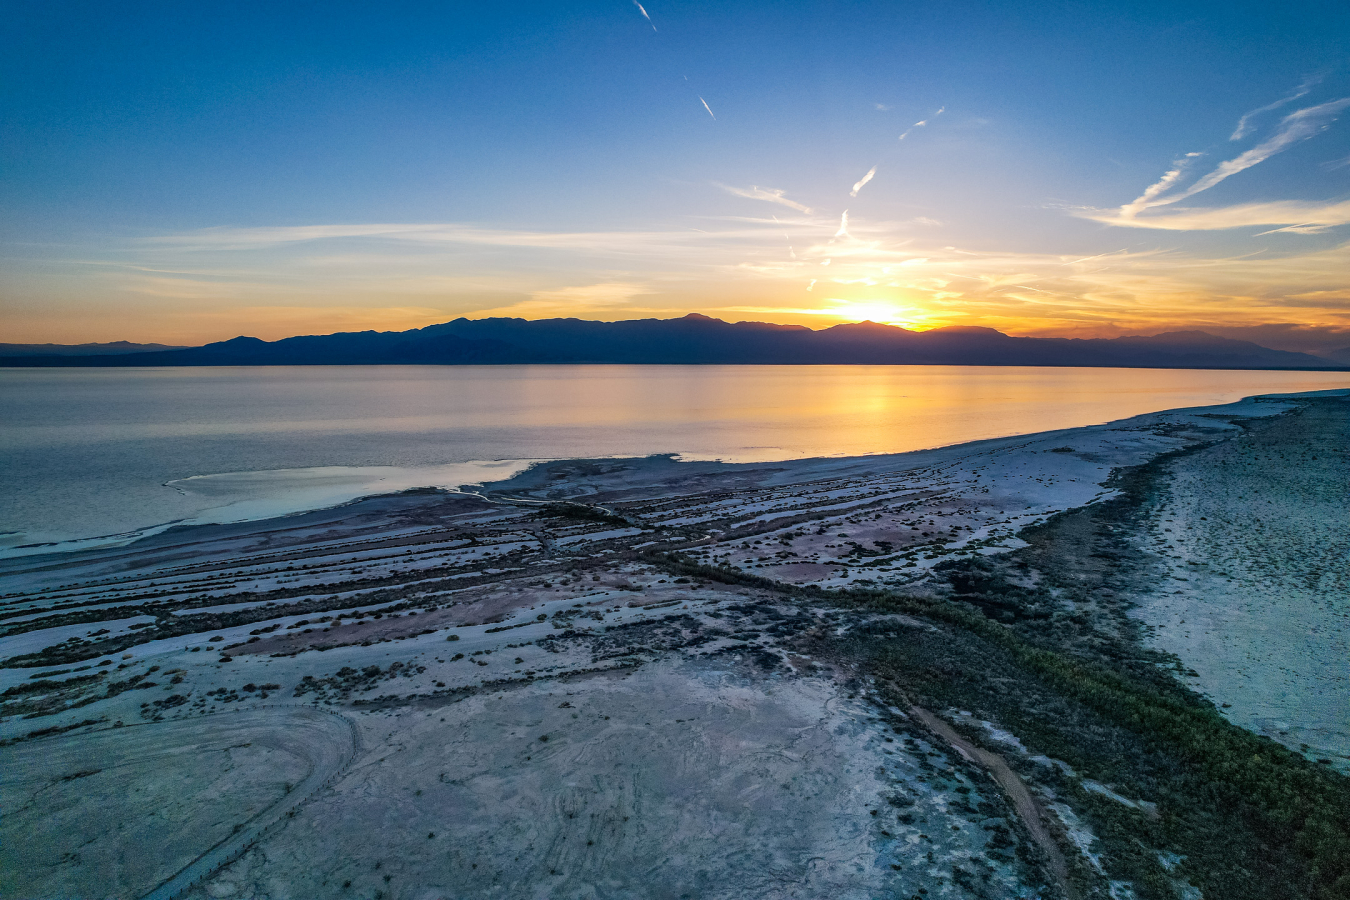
130,707,359,900
909,706,1077,899
1,706,358,900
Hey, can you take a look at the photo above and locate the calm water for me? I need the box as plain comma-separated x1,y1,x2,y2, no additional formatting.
4,365,1349,556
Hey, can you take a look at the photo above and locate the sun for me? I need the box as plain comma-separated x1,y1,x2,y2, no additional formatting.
819,299,926,329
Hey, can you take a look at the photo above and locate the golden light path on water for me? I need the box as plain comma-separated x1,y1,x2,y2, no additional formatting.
3,364,1350,554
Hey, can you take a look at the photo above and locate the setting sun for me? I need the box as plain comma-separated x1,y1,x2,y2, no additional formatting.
809,299,935,331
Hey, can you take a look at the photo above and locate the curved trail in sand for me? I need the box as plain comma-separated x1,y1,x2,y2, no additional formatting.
132,706,358,900
909,706,1077,899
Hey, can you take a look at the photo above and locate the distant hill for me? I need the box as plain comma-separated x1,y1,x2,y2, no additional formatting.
1316,346,1350,366
0,340,187,357
2,315,1343,370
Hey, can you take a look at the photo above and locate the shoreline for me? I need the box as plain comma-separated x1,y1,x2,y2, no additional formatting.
0,459,541,560
6,367,1350,561
1,387,1320,564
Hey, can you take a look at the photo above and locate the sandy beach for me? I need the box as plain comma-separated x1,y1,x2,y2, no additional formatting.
3,390,1347,900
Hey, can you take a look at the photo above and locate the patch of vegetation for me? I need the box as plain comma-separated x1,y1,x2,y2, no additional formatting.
294,661,427,701
838,590,1350,899
0,717,104,747
533,502,629,526
0,673,109,718
2,673,104,698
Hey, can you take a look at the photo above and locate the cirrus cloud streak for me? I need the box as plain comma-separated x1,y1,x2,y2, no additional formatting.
1075,199,1350,233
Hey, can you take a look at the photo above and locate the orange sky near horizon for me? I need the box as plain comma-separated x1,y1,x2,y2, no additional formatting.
4,218,1348,353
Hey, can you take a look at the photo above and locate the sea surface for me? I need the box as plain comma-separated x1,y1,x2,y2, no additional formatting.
4,365,1349,556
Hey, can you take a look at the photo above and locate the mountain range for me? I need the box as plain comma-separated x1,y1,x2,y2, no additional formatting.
0,340,187,357
2,315,1345,369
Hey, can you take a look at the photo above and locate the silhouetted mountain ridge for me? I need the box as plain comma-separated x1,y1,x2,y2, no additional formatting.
2,314,1342,369
1318,345,1350,366
0,340,187,356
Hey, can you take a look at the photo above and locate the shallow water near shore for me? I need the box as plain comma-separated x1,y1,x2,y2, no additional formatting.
3,364,1349,556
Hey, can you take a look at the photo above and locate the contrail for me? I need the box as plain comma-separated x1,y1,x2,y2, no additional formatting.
632,0,657,31
850,165,877,197
899,106,944,141
699,96,716,120
835,210,850,238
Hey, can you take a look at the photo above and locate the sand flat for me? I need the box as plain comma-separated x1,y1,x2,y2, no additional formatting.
2,391,1346,899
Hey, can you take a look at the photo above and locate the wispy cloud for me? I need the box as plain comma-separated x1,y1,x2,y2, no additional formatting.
849,166,877,197
717,184,812,213
1119,153,1204,218
139,223,716,253
1173,98,1350,202
632,0,657,31
530,281,651,306
1077,198,1350,232
1122,98,1350,218
463,282,657,319
45,210,1350,344
1230,74,1322,140
1102,96,1350,231
898,106,944,141
699,96,716,120
874,103,892,111
1253,224,1333,236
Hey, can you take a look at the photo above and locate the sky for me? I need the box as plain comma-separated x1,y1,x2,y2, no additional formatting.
3,0,1350,351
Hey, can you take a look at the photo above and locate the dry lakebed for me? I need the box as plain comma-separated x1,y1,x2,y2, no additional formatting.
2,391,1348,900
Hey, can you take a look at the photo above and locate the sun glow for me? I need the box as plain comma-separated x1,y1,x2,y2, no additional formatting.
810,299,931,330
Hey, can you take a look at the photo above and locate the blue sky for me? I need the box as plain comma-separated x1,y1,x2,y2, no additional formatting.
3,0,1349,349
